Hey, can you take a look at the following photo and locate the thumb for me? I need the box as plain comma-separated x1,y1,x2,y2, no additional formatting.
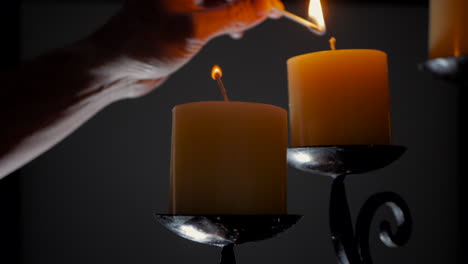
192,0,284,41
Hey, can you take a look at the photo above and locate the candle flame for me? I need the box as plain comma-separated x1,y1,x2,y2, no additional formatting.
308,0,326,32
211,65,222,80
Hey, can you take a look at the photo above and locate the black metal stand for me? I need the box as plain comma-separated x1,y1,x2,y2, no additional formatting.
154,214,302,264
287,145,406,177
220,244,236,264
156,145,411,263
287,145,412,264
419,56,468,86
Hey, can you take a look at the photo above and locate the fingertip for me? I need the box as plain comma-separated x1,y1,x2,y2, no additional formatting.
257,0,284,19
269,0,284,19
251,0,271,17
229,31,244,39
272,0,285,10
193,0,279,40
269,10,282,19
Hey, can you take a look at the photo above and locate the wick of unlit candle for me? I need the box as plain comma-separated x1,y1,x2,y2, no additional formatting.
211,65,229,102
329,37,337,50
217,77,229,102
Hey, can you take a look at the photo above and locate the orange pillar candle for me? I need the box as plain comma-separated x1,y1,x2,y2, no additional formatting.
169,101,287,215
287,43,391,147
429,0,468,58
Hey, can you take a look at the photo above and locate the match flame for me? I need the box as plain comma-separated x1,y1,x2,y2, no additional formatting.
308,0,326,32
211,65,222,80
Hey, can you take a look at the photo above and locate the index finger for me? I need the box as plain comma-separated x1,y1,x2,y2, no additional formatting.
192,0,285,41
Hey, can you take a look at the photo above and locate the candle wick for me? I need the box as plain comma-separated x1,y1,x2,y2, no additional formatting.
216,77,229,102
329,37,337,50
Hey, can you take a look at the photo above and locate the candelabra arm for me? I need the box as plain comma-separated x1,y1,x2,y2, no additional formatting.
288,145,410,264
330,176,361,264
220,244,236,264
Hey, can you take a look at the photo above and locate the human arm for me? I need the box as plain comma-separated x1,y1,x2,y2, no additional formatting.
0,0,284,179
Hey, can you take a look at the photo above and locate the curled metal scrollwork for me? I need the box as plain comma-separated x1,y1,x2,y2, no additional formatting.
330,176,412,264
356,191,412,263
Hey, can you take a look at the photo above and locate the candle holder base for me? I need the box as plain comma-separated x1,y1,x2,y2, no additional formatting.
154,214,302,247
287,145,406,178
287,145,411,263
419,56,468,86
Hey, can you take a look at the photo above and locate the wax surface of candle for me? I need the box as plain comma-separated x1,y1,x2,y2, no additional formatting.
287,49,391,147
429,0,468,58
170,101,287,215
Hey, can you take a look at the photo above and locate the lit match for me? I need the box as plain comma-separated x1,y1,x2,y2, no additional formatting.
273,0,326,35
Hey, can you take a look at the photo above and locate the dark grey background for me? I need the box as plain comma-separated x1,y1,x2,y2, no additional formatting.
0,2,21,264
9,1,462,263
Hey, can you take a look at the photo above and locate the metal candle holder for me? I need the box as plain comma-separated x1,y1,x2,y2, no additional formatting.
154,214,302,264
155,146,411,264
287,145,412,264
419,56,468,86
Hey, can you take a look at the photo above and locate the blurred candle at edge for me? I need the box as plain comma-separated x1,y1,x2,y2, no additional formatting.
287,48,392,146
169,102,287,215
429,0,468,58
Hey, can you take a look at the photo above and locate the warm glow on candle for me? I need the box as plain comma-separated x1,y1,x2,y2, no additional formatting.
169,102,288,215
287,49,392,146
308,0,326,32
429,0,468,58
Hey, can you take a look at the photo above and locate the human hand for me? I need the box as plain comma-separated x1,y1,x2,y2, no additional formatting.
88,0,284,98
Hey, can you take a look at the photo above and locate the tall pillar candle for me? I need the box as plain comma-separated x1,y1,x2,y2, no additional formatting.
169,101,287,215
429,0,468,58
287,49,391,147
